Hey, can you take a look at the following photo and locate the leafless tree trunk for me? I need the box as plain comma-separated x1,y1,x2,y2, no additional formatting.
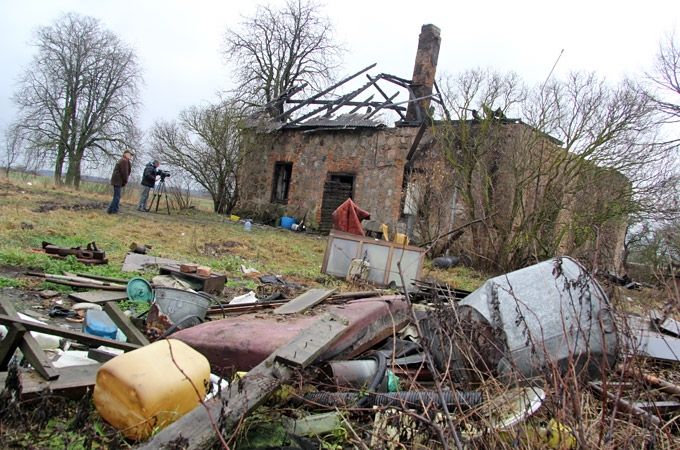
2,125,24,176
12,13,142,188
223,0,344,116
151,102,245,214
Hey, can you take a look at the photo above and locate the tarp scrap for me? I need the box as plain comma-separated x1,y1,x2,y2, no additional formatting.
331,198,370,236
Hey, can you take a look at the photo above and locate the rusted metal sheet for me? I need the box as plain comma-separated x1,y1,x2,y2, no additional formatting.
41,241,108,264
171,295,410,376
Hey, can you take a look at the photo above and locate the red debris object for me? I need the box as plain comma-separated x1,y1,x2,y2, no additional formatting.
331,198,370,236
171,296,409,376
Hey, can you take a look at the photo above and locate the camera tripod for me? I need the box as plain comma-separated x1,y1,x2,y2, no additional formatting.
147,177,170,214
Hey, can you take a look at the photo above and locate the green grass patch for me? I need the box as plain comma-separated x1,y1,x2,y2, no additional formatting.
0,276,26,288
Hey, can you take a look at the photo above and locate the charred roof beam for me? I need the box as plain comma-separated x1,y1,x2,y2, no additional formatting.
367,74,407,121
275,63,377,122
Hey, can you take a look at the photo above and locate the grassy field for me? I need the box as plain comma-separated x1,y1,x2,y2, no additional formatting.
0,174,487,294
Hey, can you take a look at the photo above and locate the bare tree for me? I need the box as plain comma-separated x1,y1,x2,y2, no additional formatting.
426,69,670,272
13,13,142,188
647,32,680,133
2,125,24,176
151,102,244,214
223,0,343,116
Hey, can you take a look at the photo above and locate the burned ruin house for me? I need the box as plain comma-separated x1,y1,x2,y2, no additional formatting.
237,24,629,272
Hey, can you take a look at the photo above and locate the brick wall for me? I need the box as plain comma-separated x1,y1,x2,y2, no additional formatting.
239,127,420,228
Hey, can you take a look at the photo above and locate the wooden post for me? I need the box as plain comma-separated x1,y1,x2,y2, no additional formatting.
0,298,59,380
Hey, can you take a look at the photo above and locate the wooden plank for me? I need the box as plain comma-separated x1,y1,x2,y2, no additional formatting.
589,381,661,427
0,364,100,395
159,266,226,294
277,63,377,121
274,288,337,315
139,313,349,450
102,302,150,346
75,273,130,284
68,290,129,303
0,314,140,352
274,314,347,367
0,298,59,380
43,278,126,291
87,348,121,363
632,400,680,415
0,326,23,369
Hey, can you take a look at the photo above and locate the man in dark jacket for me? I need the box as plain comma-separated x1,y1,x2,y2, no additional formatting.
106,150,133,214
137,159,160,211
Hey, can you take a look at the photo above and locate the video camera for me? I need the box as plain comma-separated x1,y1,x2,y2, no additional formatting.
157,170,171,181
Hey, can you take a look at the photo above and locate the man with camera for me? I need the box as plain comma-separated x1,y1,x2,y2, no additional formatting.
137,159,161,211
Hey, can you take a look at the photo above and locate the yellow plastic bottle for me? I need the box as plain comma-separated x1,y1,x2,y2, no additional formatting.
93,339,210,441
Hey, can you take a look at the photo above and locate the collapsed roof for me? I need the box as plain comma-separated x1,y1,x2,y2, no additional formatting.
251,25,448,131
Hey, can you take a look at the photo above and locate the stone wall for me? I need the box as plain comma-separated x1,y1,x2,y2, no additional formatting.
239,127,420,228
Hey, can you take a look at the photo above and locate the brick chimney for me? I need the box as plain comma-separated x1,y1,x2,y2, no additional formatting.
405,24,441,122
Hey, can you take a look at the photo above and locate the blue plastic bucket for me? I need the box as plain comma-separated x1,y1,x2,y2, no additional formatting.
280,216,295,229
83,309,118,339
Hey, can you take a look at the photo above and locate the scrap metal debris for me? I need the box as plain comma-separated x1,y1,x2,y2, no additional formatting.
3,252,680,449
40,241,108,265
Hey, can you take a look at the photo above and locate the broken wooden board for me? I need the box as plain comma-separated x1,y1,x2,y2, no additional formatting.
0,298,59,380
0,314,140,352
138,313,348,450
273,288,337,315
100,302,149,346
0,364,100,396
632,400,680,416
68,290,129,303
274,314,346,367
159,265,226,294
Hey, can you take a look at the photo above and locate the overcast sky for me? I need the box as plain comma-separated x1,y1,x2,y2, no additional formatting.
1,0,679,139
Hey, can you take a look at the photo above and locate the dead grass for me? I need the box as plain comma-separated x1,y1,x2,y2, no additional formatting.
0,175,490,292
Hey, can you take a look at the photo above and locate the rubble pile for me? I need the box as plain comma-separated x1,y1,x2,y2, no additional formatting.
2,251,680,449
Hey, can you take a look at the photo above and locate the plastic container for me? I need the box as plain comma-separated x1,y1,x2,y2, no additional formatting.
83,310,118,340
244,219,252,232
94,339,210,440
393,233,409,245
280,216,295,229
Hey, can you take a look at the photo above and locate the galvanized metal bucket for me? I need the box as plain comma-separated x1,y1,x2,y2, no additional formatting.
153,287,211,325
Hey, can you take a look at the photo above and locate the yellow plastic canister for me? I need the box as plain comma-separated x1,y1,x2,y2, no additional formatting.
394,233,409,246
93,339,210,441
